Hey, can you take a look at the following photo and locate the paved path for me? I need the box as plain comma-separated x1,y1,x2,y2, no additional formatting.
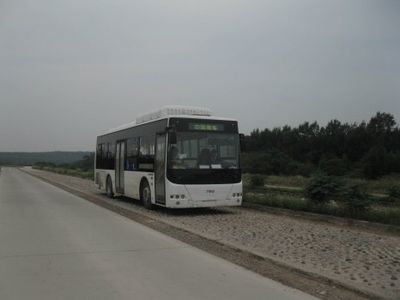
0,168,315,300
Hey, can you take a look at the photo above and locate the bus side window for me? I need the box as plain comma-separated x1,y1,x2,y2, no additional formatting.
105,143,110,169
109,142,115,168
126,138,139,171
96,143,102,169
101,144,107,169
105,142,115,169
138,136,155,170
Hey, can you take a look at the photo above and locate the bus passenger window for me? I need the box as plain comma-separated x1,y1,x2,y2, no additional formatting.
126,138,139,171
138,136,155,170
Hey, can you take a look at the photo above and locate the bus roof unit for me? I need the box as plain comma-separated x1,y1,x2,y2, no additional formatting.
136,106,212,125
103,106,214,135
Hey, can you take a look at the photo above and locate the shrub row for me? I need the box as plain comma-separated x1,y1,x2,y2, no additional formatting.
304,172,372,214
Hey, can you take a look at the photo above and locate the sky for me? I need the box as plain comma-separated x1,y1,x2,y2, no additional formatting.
0,0,399,151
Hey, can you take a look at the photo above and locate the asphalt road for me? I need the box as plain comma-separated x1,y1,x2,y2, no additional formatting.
0,168,316,300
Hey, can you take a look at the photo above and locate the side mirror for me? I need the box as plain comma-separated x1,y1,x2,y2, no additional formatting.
239,133,245,152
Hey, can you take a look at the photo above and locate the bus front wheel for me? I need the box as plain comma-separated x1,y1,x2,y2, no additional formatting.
141,181,153,210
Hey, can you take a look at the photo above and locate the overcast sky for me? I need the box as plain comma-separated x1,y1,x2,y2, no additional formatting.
0,0,399,151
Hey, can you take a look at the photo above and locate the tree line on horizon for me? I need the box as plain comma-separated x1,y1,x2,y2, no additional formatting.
242,112,400,179
6,112,399,180
0,151,91,166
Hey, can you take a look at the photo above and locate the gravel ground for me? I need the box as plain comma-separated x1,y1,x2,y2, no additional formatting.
24,168,400,299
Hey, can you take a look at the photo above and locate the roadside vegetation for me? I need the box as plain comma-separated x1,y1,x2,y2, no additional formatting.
243,173,400,226
33,154,94,180
240,112,400,226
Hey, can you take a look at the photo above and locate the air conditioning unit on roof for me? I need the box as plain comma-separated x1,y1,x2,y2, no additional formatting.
136,106,212,124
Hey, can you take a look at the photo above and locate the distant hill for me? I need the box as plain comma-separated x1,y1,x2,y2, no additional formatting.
0,151,93,166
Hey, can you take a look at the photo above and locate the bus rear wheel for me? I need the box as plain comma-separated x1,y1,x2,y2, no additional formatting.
106,176,114,198
141,181,153,210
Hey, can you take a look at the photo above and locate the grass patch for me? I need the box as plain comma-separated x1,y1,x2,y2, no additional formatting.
246,191,309,211
33,166,94,180
264,175,308,188
244,173,400,196
242,173,307,188
363,174,400,194
362,206,400,225
244,189,400,226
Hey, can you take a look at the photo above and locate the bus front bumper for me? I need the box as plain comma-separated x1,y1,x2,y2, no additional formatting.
165,198,242,209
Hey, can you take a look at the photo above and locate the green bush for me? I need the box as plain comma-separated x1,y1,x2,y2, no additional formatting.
249,174,265,187
338,183,371,214
305,173,342,203
388,185,400,199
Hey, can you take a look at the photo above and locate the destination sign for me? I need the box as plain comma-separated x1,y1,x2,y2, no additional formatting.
188,123,225,131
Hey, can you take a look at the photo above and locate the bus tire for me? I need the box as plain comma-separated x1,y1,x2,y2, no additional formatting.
106,176,114,198
140,180,153,210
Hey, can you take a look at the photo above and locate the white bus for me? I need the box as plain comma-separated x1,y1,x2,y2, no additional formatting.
95,106,243,209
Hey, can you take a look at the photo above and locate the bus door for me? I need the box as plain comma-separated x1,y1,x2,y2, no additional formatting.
155,133,166,204
115,140,126,194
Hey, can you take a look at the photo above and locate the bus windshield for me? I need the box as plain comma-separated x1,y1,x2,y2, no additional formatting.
167,132,239,170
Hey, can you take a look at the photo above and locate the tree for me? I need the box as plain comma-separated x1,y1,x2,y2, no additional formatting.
367,112,396,135
361,146,390,179
242,111,399,178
